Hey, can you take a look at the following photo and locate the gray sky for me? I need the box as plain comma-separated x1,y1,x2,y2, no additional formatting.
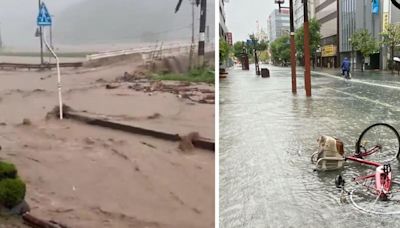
225,0,278,42
0,0,84,49
0,0,214,51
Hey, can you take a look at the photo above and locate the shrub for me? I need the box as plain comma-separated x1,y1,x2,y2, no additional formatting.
0,162,17,180
0,179,26,209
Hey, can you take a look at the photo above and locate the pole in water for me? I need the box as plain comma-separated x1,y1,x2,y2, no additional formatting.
303,0,312,97
289,0,297,93
42,27,63,120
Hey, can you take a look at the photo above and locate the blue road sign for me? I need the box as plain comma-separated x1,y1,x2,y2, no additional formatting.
37,2,52,26
372,0,379,14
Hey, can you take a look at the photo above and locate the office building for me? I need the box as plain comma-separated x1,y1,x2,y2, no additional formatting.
267,9,290,42
219,0,229,41
316,0,339,68
294,0,315,29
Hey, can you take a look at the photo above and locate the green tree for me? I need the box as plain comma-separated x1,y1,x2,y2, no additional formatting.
259,50,270,62
270,35,290,65
351,29,379,71
295,18,321,65
247,34,269,63
232,41,246,59
381,23,400,73
219,38,230,63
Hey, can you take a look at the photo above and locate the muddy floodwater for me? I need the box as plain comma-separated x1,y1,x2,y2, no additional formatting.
220,65,400,227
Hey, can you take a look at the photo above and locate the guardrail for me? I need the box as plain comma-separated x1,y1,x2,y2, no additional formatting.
86,42,215,61
0,62,83,70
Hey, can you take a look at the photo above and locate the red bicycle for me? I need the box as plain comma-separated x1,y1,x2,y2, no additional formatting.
312,123,400,214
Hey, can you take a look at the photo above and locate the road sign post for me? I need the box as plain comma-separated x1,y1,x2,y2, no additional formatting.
37,2,63,120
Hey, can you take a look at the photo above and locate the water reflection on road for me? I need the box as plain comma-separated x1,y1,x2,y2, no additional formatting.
220,65,400,227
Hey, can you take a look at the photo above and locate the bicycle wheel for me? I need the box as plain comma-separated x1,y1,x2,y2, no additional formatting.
356,123,400,163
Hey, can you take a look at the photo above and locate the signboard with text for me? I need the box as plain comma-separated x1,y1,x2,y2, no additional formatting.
322,45,337,57
227,32,233,46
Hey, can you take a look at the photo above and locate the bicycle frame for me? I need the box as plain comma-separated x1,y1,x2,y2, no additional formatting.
346,155,392,199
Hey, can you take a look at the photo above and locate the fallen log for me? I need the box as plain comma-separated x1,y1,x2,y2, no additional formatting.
62,110,214,152
22,213,67,228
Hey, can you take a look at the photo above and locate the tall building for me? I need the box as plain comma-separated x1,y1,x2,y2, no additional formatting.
267,9,290,42
382,0,400,69
294,0,315,30
219,0,229,41
316,0,339,68
339,0,383,70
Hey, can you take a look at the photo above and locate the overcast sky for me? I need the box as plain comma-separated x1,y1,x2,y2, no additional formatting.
0,0,214,51
225,0,278,43
0,0,84,48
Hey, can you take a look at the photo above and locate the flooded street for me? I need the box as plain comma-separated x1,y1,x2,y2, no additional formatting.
220,65,400,227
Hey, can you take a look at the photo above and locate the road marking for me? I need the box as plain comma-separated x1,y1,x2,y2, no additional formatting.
313,71,400,91
321,87,400,112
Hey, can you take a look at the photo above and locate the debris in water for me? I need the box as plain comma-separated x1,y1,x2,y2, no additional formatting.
22,118,32,126
179,132,200,152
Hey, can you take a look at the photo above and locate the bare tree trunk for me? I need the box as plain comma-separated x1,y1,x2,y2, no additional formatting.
391,45,395,74
361,58,365,72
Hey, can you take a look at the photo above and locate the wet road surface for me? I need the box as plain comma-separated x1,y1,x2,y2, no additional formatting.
220,65,400,227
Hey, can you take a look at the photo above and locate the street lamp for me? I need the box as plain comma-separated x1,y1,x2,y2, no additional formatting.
275,0,297,94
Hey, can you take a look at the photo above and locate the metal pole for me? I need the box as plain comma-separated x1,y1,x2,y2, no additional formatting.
189,0,195,70
38,0,44,65
289,0,297,93
43,27,63,120
198,0,206,66
49,23,53,64
303,0,312,97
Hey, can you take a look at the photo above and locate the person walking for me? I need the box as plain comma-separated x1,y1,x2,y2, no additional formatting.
341,57,351,79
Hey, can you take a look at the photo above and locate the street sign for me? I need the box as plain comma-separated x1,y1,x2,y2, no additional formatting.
37,2,52,26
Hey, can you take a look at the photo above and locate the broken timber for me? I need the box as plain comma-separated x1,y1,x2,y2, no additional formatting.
63,111,214,152
22,213,67,228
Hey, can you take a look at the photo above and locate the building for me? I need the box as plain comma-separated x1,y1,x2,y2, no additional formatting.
255,20,268,41
339,0,383,70
315,0,339,68
219,0,229,41
382,0,400,69
267,9,290,42
294,0,315,30
255,28,268,41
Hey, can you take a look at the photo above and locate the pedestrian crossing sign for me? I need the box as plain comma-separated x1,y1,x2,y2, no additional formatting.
37,2,52,26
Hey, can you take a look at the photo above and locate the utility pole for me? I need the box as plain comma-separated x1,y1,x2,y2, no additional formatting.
275,0,297,93
189,0,195,70
38,0,44,65
289,0,297,93
303,0,312,97
198,0,206,66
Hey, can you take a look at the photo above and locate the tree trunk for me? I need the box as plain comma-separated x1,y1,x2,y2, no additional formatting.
391,45,395,74
361,58,365,72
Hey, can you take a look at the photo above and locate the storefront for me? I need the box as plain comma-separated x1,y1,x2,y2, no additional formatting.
321,44,338,68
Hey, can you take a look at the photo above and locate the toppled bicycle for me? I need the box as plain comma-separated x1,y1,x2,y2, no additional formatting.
311,123,400,214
